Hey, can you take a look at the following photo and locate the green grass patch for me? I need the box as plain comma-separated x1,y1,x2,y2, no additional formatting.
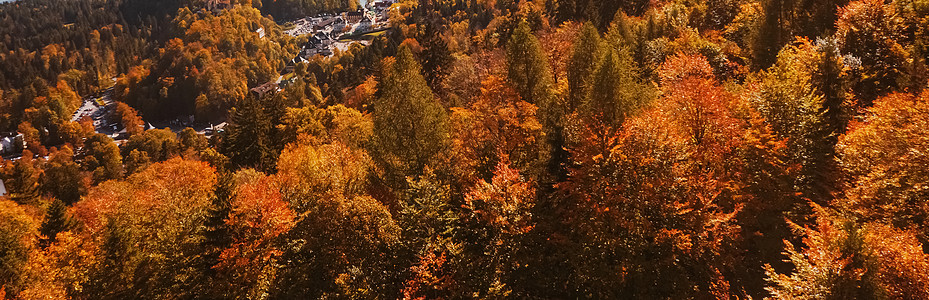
338,29,391,41
363,30,388,37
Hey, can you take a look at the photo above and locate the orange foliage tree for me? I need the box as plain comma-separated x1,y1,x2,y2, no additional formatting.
114,102,144,137
557,53,775,298
461,160,535,298
0,199,38,296
215,169,295,299
72,158,217,298
837,91,929,244
270,139,401,298
765,204,929,299
450,75,544,184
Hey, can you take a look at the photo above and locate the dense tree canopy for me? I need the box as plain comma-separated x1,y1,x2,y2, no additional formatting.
3,0,929,298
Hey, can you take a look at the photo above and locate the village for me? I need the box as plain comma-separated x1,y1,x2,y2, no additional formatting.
1,0,394,164
249,0,395,98
282,0,394,59
70,0,397,146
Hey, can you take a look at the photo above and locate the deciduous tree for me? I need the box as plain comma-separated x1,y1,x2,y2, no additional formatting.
113,102,143,137
0,199,37,296
462,160,535,298
41,146,86,205
765,204,929,299
0,150,41,205
837,91,929,244
836,0,911,103
80,133,122,184
74,158,217,298
450,75,544,183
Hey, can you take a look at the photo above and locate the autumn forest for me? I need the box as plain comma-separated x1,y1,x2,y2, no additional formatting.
1,0,929,298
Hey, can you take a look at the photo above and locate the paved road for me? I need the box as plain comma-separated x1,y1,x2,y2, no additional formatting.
70,88,119,137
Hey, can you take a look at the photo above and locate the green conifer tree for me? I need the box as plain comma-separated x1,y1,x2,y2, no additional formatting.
373,45,449,188
222,97,275,173
587,47,642,125
39,198,75,247
567,22,602,112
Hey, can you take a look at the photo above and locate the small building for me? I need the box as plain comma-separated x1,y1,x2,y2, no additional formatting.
314,32,333,46
112,128,129,141
206,0,232,12
297,33,333,59
255,27,265,38
332,17,347,32
250,82,280,98
317,44,333,56
0,179,7,198
314,17,337,31
344,11,364,24
303,46,319,58
372,0,393,10
355,17,373,34
205,122,228,136
0,132,24,155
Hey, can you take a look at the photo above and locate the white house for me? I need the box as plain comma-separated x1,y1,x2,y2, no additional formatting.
0,133,23,155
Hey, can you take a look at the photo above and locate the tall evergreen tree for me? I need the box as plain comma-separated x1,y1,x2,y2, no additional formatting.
419,22,454,91
586,47,642,126
373,45,449,188
567,22,602,112
39,199,75,247
506,19,566,182
222,97,275,173
189,171,235,298
753,0,792,69
507,20,556,110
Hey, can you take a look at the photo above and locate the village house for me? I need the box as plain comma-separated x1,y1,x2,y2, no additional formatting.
314,17,338,31
206,0,232,12
302,46,319,58
314,31,333,45
204,122,227,136
301,42,332,58
332,17,347,32
369,0,393,12
355,17,373,34
344,10,364,24
250,81,280,98
0,132,24,155
316,44,333,56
